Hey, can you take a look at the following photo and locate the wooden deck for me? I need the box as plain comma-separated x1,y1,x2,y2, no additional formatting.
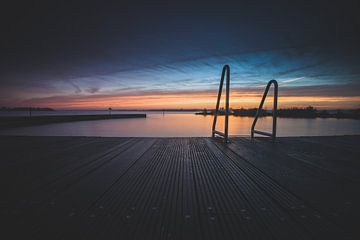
1,135,359,239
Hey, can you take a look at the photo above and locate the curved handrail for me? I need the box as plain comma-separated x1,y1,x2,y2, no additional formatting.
251,79,278,140
212,65,230,142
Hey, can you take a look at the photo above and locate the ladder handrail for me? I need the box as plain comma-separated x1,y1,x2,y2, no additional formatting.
212,65,230,142
251,79,278,140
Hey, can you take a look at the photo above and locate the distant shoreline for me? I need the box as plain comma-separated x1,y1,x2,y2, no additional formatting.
1,107,359,119
0,114,146,129
195,107,360,120
0,107,55,111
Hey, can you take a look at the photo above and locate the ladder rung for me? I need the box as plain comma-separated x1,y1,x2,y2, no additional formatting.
213,130,226,137
253,130,273,137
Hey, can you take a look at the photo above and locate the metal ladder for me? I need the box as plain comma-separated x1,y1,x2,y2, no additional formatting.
251,79,278,140
212,65,230,142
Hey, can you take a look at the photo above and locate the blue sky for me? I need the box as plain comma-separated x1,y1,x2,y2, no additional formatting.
0,1,359,109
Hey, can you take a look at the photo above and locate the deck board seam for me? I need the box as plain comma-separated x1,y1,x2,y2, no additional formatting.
220,138,346,232
210,139,341,237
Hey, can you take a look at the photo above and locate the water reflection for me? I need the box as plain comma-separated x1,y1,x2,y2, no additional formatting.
0,112,359,137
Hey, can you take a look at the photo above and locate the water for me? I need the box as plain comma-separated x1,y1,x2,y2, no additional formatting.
0,110,146,117
0,111,359,137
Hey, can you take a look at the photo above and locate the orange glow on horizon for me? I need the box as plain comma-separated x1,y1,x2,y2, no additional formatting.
18,91,360,110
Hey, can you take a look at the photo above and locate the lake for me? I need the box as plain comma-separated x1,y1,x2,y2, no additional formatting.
0,110,359,137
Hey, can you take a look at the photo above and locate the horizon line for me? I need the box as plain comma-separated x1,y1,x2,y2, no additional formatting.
2,106,360,111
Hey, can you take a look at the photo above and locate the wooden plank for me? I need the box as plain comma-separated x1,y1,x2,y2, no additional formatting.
6,138,156,239
1,137,132,210
0,136,92,169
209,138,342,239
229,137,360,239
68,138,181,239
1,136,359,239
296,135,360,154
190,138,283,239
267,137,360,181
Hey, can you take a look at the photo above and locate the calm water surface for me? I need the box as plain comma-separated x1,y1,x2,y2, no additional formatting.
0,111,359,137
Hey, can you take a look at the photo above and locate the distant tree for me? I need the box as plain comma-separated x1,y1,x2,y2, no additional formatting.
277,106,317,118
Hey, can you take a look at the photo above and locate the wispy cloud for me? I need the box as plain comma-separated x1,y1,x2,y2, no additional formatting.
1,44,359,109
281,77,305,83
85,87,100,94
4,83,356,109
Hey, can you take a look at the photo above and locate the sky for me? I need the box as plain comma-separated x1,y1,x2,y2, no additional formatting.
0,0,359,109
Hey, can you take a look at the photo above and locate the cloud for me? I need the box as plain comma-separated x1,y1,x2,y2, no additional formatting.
7,82,357,109
1,44,359,110
85,87,100,94
281,77,305,83
66,81,82,94
278,84,360,97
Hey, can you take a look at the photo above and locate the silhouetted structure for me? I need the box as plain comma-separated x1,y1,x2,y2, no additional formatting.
251,79,278,140
197,107,360,119
212,65,230,142
0,114,146,129
277,106,317,118
0,107,54,111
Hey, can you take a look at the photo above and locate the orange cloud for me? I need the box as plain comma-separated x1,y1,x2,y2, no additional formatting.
16,90,360,109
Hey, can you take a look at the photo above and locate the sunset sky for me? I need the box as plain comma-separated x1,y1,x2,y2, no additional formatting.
0,1,359,109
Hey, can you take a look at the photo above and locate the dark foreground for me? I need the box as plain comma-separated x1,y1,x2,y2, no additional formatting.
0,114,146,129
1,136,359,240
